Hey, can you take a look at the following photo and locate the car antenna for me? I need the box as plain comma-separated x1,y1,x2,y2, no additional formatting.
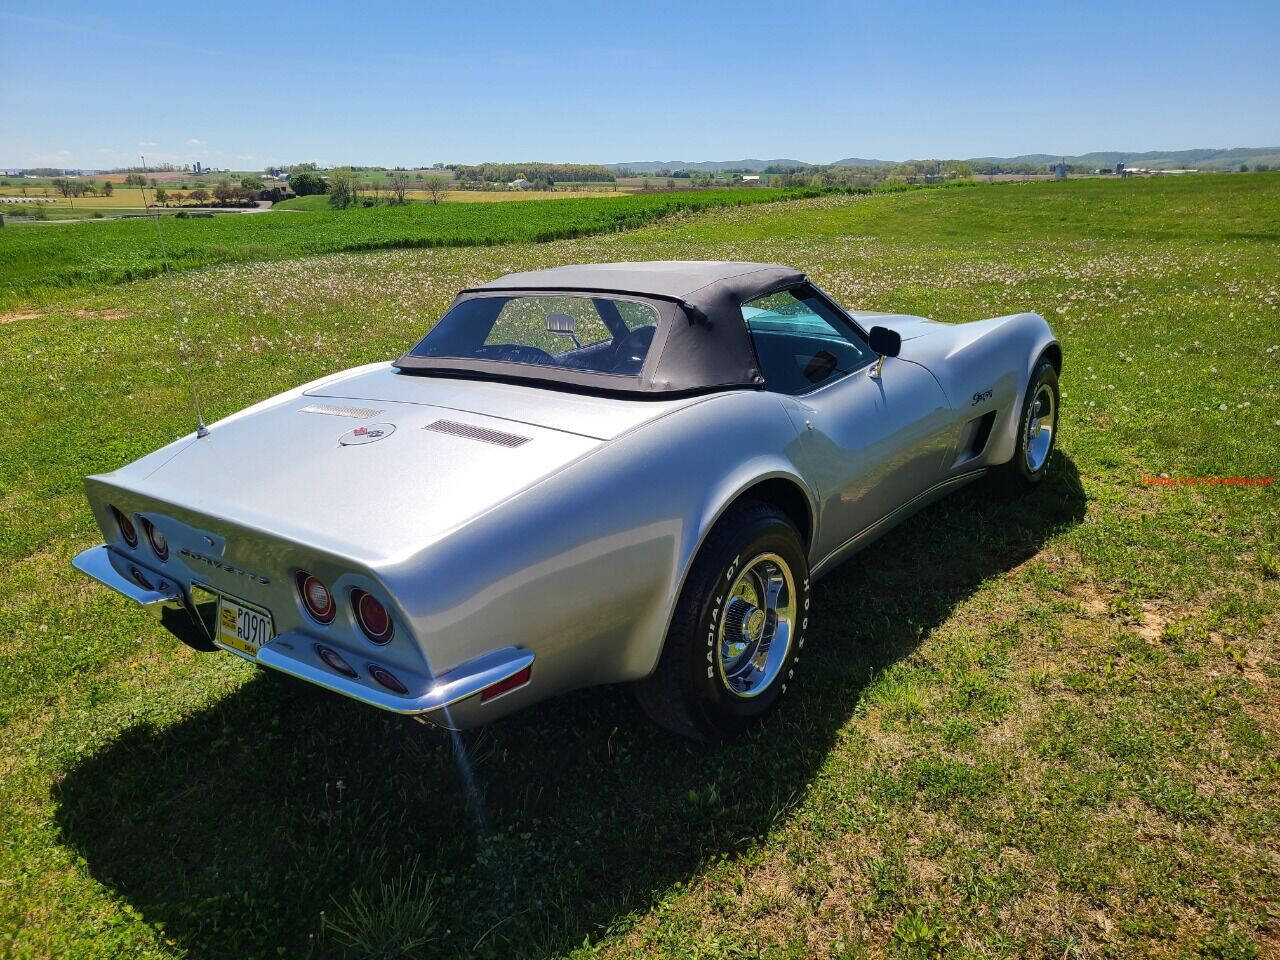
139,155,209,439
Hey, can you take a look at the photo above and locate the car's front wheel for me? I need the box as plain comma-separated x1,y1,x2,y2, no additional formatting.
996,357,1060,491
636,501,810,740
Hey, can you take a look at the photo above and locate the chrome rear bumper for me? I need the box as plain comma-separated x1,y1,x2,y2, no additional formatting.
72,544,182,606
257,640,534,716
72,544,534,719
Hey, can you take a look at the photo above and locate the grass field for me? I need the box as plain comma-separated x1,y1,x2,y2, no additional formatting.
273,189,626,212
0,187,819,308
0,174,1277,960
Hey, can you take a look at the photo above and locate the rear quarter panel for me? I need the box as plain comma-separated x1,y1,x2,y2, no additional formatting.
386,389,814,717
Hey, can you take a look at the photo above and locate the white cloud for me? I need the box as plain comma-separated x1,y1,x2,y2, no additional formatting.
29,149,73,165
187,138,204,146
139,140,157,147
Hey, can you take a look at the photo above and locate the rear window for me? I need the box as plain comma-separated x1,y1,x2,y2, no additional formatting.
409,295,660,377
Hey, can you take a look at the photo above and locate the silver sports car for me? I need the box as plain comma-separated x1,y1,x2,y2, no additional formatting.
74,261,1061,738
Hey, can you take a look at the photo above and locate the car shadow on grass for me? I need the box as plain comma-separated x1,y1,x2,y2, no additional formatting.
54,455,1085,960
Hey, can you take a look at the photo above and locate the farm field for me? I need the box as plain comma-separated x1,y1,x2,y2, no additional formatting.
1,186,164,207
273,189,626,212
0,186,260,222
0,174,1277,959
1,206,154,221
0,187,818,308
430,188,622,202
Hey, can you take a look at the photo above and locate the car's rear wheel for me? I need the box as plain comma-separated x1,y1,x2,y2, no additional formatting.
996,357,1059,491
636,501,810,740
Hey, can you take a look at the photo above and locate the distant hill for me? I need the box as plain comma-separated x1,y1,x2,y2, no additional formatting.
965,147,1280,170
607,147,1280,173
829,157,897,167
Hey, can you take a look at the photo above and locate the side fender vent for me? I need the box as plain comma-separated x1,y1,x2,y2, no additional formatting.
300,403,384,420
424,419,530,448
951,410,998,468
969,410,996,457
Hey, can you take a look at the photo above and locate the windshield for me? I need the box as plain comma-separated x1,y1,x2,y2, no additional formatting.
408,294,660,377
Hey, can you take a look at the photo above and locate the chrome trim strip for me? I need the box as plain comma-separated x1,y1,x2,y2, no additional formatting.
256,639,534,715
299,402,384,420
72,545,181,606
811,469,988,577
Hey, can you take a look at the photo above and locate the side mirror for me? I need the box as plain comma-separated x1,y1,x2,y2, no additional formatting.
867,325,901,380
868,325,901,357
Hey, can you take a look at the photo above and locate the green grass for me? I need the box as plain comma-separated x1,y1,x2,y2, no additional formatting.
271,194,347,211
0,187,822,308
0,174,1277,960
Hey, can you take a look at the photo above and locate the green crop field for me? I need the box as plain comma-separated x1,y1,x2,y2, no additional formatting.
0,173,1277,960
0,187,821,308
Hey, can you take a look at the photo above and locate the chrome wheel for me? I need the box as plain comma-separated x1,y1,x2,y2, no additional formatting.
718,552,796,698
1025,384,1056,472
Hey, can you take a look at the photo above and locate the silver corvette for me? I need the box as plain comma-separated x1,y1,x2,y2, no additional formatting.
74,261,1061,738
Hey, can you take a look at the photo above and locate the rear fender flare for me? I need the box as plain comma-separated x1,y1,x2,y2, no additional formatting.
643,463,817,679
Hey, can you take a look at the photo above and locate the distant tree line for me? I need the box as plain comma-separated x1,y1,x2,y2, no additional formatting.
769,160,975,188
969,161,1060,175
448,163,615,184
613,160,975,187
287,168,447,209
109,163,186,174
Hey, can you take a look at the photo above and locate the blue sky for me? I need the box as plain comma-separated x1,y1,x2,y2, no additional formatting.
3,0,1277,169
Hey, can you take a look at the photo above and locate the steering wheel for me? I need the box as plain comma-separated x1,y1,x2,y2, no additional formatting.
611,326,655,373
475,343,556,365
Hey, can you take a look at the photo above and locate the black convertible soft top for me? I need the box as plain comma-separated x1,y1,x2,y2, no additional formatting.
395,261,807,396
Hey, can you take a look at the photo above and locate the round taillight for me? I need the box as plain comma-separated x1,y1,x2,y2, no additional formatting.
111,506,138,548
140,517,168,562
368,663,408,695
296,571,335,624
314,644,357,678
352,589,393,644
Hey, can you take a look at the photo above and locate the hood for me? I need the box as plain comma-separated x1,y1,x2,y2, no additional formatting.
848,311,946,342
104,365,699,564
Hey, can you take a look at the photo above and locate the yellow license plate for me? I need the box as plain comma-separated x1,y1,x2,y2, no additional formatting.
216,595,274,657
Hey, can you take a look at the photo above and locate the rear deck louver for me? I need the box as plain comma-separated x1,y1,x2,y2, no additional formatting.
299,403,384,420
423,419,530,448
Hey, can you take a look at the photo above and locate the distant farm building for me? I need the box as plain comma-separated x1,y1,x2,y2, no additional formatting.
508,178,532,190
741,174,761,183
1052,161,1068,180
